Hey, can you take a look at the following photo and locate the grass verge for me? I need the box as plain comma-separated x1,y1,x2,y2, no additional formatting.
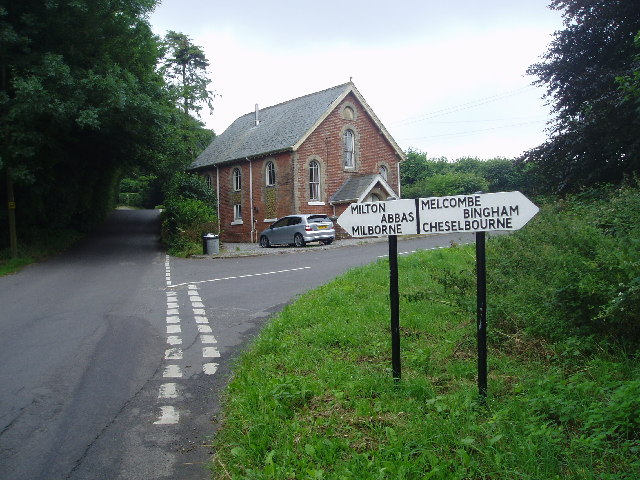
208,244,638,479
0,229,84,276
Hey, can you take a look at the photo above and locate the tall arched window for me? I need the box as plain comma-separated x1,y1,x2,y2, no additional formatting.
205,173,212,188
266,161,276,186
309,160,320,201
343,129,355,168
233,168,242,191
379,165,388,181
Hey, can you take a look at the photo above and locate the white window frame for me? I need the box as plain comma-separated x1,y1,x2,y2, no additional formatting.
232,203,242,223
343,129,355,169
266,161,276,186
379,165,388,181
309,160,320,201
232,168,242,191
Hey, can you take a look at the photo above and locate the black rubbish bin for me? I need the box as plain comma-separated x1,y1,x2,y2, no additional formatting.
202,233,219,255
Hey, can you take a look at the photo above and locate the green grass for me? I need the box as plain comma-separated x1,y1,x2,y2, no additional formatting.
0,229,84,276
208,243,639,479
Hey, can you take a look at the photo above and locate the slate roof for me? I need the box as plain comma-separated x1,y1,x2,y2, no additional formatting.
190,83,353,169
330,174,396,204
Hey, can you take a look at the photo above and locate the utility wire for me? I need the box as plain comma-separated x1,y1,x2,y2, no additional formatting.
398,119,545,141
391,86,536,126
417,115,548,125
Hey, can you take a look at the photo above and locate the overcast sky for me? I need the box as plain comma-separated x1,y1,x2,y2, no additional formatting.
149,1,564,160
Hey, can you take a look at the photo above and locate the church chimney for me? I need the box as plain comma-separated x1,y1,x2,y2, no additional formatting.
255,104,260,126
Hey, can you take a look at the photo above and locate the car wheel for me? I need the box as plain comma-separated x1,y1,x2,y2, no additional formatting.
322,238,334,245
294,233,306,247
259,236,271,248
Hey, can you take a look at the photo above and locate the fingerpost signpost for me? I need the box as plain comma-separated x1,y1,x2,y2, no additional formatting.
337,191,539,396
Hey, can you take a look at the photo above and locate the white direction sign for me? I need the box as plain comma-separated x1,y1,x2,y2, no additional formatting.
337,199,417,237
337,191,539,238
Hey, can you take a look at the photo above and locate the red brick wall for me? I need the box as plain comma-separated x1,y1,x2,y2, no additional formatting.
293,92,401,218
200,152,297,243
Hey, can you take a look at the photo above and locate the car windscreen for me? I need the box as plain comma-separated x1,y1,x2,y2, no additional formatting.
308,215,331,223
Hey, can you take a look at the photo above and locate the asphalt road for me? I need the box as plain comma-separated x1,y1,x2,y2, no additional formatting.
0,209,475,479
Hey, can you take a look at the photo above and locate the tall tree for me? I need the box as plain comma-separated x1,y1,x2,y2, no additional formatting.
0,0,170,246
161,31,216,116
618,31,640,107
525,0,640,192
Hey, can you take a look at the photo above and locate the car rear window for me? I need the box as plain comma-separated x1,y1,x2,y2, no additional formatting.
308,215,331,223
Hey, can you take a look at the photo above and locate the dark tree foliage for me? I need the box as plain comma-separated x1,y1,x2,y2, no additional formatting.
160,30,216,116
618,31,640,106
118,29,217,212
0,0,168,237
525,0,640,192
400,149,530,198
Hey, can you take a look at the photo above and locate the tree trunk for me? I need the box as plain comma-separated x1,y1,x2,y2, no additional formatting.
6,168,18,258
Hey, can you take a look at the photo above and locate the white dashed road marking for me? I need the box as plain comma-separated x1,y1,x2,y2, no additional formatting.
156,261,224,426
203,363,218,375
165,348,183,360
154,406,179,425
202,346,220,358
169,266,311,288
158,383,178,399
163,365,182,378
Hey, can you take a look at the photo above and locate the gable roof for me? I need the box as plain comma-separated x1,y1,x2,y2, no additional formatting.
189,82,405,170
330,173,397,204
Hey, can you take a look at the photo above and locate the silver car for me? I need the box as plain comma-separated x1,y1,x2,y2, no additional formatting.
259,214,335,248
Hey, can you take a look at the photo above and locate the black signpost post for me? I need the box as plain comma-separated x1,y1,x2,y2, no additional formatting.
476,231,488,399
389,234,401,382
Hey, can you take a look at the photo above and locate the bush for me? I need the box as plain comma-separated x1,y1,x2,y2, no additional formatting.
487,184,640,350
160,172,217,255
167,172,216,205
403,172,489,198
161,197,216,255
400,152,533,197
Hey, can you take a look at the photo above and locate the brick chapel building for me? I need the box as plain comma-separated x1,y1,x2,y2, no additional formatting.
189,82,406,243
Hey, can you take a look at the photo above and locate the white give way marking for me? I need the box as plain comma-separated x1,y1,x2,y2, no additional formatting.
155,256,223,426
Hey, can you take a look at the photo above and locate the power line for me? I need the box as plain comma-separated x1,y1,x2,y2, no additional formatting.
417,115,549,125
391,86,537,127
397,119,545,141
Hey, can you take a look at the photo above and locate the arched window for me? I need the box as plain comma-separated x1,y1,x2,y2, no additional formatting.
232,168,242,191
205,173,212,188
343,129,355,168
309,160,320,201
266,161,276,186
379,165,388,181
